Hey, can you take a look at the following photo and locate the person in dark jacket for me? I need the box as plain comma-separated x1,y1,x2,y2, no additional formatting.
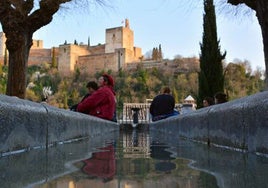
150,87,179,122
77,74,116,121
70,81,98,112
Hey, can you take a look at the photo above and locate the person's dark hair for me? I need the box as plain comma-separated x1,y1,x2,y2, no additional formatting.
162,87,171,94
86,81,98,90
214,92,227,104
204,96,214,106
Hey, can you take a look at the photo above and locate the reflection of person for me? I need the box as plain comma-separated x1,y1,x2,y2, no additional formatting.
82,144,115,181
150,87,179,122
70,81,98,112
203,96,214,107
214,92,228,104
77,74,116,121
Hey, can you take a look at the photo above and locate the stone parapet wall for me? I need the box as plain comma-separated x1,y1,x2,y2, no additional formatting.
150,91,268,155
0,94,119,155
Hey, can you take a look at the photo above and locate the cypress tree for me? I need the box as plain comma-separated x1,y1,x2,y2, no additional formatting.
51,47,57,69
198,0,226,108
158,44,163,60
152,48,157,60
88,36,90,47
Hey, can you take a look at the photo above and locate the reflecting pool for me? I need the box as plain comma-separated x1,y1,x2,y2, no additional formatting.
0,126,267,188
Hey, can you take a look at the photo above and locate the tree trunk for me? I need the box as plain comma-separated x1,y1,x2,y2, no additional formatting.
255,1,268,90
6,32,32,98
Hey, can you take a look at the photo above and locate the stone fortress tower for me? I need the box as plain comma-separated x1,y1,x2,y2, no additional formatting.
58,18,142,76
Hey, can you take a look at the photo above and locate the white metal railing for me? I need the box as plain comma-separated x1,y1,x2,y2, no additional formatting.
118,103,151,125
118,102,196,125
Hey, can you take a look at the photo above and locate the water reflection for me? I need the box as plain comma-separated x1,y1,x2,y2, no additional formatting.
2,127,267,188
82,144,116,182
34,128,218,188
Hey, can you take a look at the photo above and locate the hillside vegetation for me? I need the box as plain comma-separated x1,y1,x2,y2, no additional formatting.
0,59,265,117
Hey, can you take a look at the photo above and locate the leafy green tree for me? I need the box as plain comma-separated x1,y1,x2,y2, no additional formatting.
224,62,265,100
198,0,226,108
227,0,268,89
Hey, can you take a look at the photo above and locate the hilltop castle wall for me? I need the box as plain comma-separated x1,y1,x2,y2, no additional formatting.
58,44,90,76
78,52,117,75
88,44,105,55
28,49,52,66
0,20,199,76
31,40,43,49
124,47,142,64
125,58,200,73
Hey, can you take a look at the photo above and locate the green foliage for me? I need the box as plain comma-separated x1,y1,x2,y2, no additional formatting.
224,62,265,100
172,87,179,103
27,65,42,75
74,67,80,82
26,89,39,101
0,65,7,94
0,61,264,115
152,44,163,60
198,0,226,108
51,47,57,69
0,63,2,75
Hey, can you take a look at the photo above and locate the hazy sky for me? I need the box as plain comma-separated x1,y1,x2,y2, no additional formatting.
1,0,265,70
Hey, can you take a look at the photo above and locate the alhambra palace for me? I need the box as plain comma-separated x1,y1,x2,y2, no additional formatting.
0,19,199,76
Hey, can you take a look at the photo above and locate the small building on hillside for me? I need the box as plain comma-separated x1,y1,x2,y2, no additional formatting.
181,95,197,114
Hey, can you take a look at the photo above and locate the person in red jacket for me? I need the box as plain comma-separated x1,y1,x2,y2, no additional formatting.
77,74,116,121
